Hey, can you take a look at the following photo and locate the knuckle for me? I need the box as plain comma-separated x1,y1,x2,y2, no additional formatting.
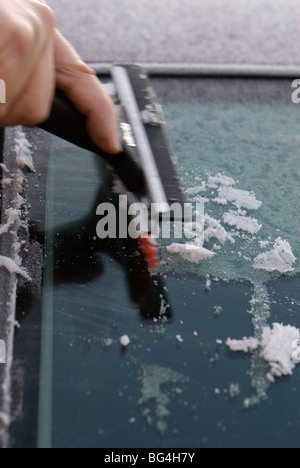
36,3,56,30
2,3,55,60
28,12,46,45
14,6,55,54
7,21,36,61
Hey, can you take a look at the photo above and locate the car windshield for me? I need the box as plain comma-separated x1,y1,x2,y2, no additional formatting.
1,76,299,448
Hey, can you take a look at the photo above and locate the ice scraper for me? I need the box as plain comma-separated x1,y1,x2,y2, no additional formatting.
39,64,185,268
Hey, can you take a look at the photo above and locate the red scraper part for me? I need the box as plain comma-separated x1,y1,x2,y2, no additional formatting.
139,235,159,270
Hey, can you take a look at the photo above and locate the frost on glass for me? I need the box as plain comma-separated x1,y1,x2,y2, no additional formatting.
161,101,299,408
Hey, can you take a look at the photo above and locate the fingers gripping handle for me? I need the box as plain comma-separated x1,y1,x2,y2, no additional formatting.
39,89,144,192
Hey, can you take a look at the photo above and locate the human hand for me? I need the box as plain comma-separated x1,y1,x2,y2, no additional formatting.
0,0,121,154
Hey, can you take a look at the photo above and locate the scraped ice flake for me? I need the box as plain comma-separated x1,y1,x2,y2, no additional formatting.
205,275,211,290
104,338,113,348
229,383,240,398
15,131,35,173
223,210,262,234
253,238,296,273
226,337,259,353
192,196,209,204
120,335,130,347
129,417,136,424
0,255,31,280
0,164,9,174
243,399,251,409
227,323,300,380
259,240,270,249
138,364,187,435
218,186,262,210
214,306,223,317
176,335,183,343
212,198,228,205
166,243,215,264
1,178,13,188
261,323,300,378
208,174,235,188
0,209,21,236
186,182,206,195
0,412,10,426
205,215,235,244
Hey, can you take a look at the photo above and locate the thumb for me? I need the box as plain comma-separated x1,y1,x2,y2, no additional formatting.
54,30,122,154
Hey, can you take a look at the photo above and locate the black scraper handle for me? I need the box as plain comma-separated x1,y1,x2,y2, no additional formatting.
39,89,144,192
